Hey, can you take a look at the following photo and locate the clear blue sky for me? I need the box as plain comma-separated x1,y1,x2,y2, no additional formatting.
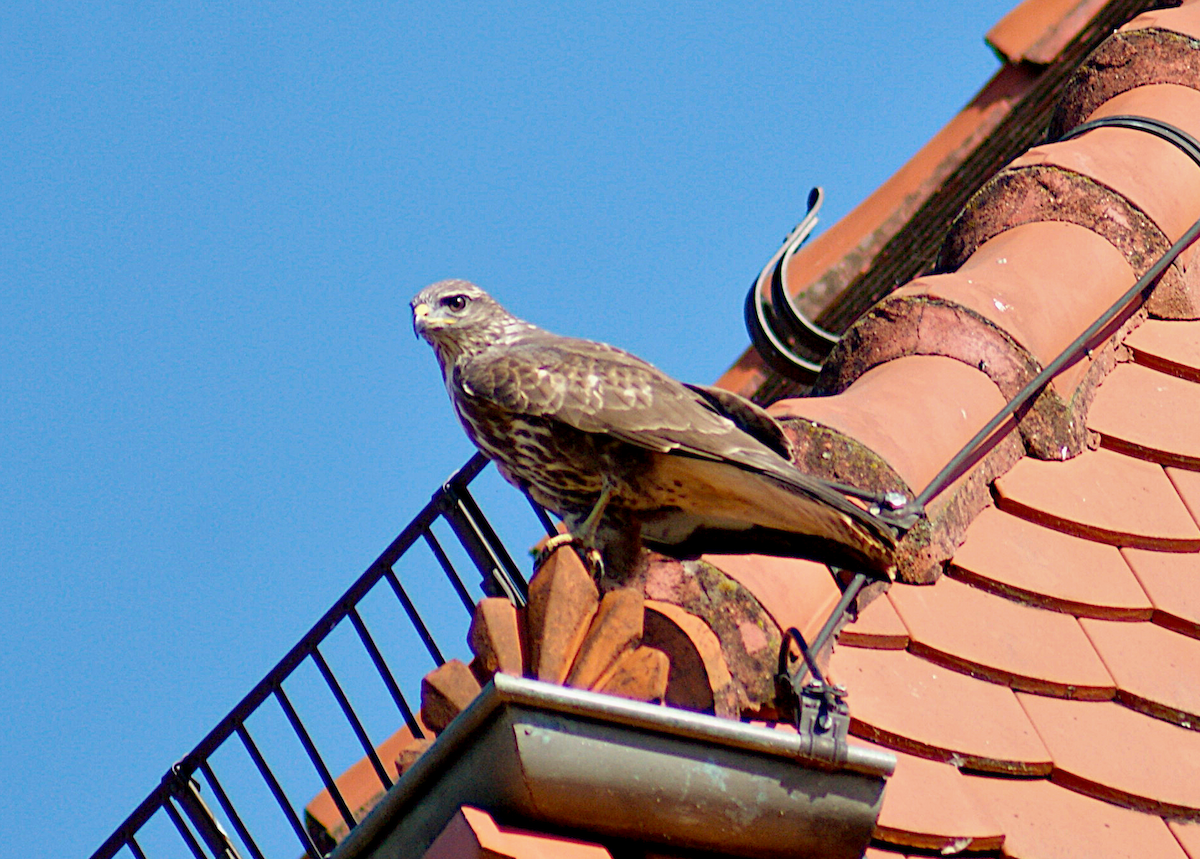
2,2,1014,856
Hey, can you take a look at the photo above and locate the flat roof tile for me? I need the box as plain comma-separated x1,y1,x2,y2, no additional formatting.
1123,547,1200,638
993,448,1200,550
1089,363,1200,469
1127,320,1200,383
1169,819,1200,859
890,578,1114,699
867,742,1003,853
1018,695,1200,814
951,506,1151,619
964,773,1186,859
1081,618,1200,728
830,646,1051,774
838,591,909,650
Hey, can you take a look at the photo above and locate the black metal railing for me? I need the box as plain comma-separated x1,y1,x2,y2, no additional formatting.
90,452,554,859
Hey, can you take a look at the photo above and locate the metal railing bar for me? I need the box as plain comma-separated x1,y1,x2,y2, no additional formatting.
126,836,149,859
198,760,266,859
236,724,322,858
348,607,424,738
444,482,529,605
274,684,358,834
525,493,559,537
163,797,209,859
422,529,475,614
173,767,245,859
89,784,171,859
172,499,447,778
311,646,392,792
383,566,445,665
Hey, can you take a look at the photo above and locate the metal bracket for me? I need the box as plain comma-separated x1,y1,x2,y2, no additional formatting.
777,626,851,765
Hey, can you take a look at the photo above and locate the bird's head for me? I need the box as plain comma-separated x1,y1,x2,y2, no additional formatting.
411,279,520,362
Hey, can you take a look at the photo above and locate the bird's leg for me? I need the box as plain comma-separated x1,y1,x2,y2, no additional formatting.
534,483,615,577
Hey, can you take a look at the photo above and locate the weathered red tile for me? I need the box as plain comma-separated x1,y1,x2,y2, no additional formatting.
951,506,1151,619
829,646,1051,774
988,0,1108,64
964,773,1187,859
771,355,1010,496
900,222,1133,392
1121,0,1200,39
420,659,483,734
468,597,525,679
1168,467,1200,532
643,600,736,717
525,547,600,684
1170,819,1200,859
566,588,643,690
838,590,909,650
864,741,1003,853
423,805,613,859
594,645,669,703
1010,124,1200,248
1017,695,1200,815
1123,547,1200,638
994,448,1200,550
702,553,839,646
1089,363,1200,470
1081,618,1200,728
889,578,1114,699
1127,320,1200,384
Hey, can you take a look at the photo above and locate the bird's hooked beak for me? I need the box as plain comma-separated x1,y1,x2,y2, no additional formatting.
412,302,431,338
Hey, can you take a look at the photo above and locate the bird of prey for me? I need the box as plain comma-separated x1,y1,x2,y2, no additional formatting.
411,279,896,578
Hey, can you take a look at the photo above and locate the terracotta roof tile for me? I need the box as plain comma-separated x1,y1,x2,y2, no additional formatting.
1009,122,1200,247
951,506,1152,620
988,0,1110,65
897,221,1134,382
1017,694,1200,815
889,577,1114,699
1088,363,1200,469
1120,0,1200,37
1081,617,1200,728
993,448,1200,550
1123,547,1200,638
702,553,838,646
963,773,1188,859
838,591,909,650
1168,467,1200,531
422,805,613,859
770,355,1009,496
830,646,1051,774
1169,820,1200,859
1127,320,1200,383
866,741,1003,854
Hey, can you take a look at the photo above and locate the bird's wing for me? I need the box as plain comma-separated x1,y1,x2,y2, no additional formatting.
458,335,760,461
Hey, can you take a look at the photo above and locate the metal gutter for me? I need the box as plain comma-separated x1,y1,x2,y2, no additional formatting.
333,673,894,859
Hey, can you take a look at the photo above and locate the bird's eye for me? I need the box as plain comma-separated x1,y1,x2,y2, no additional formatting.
442,294,468,312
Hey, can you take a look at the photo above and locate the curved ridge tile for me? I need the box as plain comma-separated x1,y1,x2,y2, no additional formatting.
1018,694,1200,815
951,506,1152,619
1089,363,1200,469
963,773,1188,859
1081,618,1200,729
865,741,1003,854
830,646,1051,775
1051,10,1200,142
1123,547,1200,639
993,448,1200,550
1127,319,1200,383
889,578,1115,699
1009,127,1200,248
701,553,839,648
